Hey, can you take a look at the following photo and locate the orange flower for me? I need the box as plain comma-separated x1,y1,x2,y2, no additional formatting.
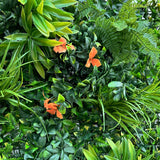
53,37,75,53
85,47,101,68
43,97,63,119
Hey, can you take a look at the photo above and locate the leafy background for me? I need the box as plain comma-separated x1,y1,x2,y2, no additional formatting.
0,0,160,159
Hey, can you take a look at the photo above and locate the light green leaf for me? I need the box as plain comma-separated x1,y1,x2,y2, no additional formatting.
83,149,98,160
128,139,136,160
88,145,99,159
18,0,27,5
5,33,28,41
57,93,65,103
53,22,71,31
47,7,74,21
32,14,49,37
108,81,123,88
53,0,77,8
106,138,120,159
49,154,59,160
45,20,56,32
64,147,75,153
104,155,119,160
34,37,62,46
37,0,44,14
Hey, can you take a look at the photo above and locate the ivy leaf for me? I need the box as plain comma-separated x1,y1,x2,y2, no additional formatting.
57,93,65,103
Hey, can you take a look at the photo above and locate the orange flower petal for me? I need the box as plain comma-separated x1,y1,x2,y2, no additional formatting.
47,108,56,115
44,99,50,108
89,47,97,59
85,58,91,68
91,59,101,67
59,37,67,46
56,110,63,119
53,46,67,53
47,103,57,110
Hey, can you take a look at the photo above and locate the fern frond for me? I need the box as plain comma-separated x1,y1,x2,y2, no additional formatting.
95,17,120,54
78,0,105,20
118,0,145,21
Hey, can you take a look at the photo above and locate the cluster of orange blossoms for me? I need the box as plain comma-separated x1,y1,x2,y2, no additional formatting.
53,37,101,68
53,37,75,53
85,47,101,68
44,98,63,119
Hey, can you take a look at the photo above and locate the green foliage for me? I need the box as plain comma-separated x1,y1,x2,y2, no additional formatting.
83,144,100,160
78,0,160,65
104,138,153,160
1,0,160,159
0,44,24,100
0,0,77,78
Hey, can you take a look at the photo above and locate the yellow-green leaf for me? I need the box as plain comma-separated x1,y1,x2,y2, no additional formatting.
45,20,55,32
53,0,77,8
53,22,71,31
34,38,62,47
18,0,27,5
37,0,44,14
32,14,49,37
5,33,28,41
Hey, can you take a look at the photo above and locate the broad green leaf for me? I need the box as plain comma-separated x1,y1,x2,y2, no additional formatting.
49,154,59,160
18,0,27,5
34,62,45,79
53,0,77,8
64,154,70,160
104,155,119,160
34,37,62,46
77,82,87,87
37,0,44,14
106,138,120,159
57,93,65,103
43,0,55,8
108,81,123,88
21,7,29,32
57,27,73,35
64,147,75,153
45,20,56,32
25,0,35,15
128,139,136,160
5,33,28,41
32,14,49,37
41,150,51,159
43,9,52,21
83,149,98,160
53,22,71,31
46,7,74,21
38,136,46,147
63,120,74,126
122,138,128,160
88,145,99,159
